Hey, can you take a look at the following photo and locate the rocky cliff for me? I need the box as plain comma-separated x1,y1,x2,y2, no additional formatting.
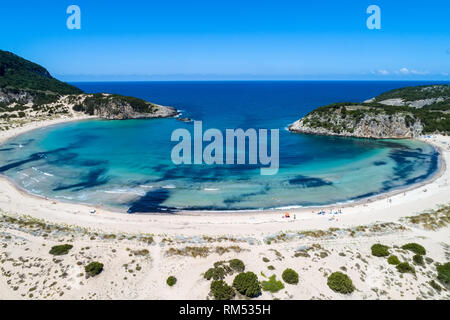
289,108,423,139
0,50,178,129
289,85,450,138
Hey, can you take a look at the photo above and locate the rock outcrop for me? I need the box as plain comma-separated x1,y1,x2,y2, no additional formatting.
289,111,423,139
288,84,450,138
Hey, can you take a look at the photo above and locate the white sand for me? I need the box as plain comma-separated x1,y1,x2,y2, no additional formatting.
0,117,449,300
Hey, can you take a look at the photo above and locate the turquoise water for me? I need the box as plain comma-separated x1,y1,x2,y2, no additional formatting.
0,81,440,212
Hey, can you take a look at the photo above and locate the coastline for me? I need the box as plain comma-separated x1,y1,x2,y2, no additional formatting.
0,116,449,235
1,115,449,301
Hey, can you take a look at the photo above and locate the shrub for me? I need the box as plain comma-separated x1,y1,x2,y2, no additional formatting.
371,244,389,257
327,272,355,294
229,259,245,273
166,276,177,287
49,244,73,256
402,243,426,255
204,267,226,281
413,254,424,266
262,275,285,293
282,268,299,284
387,255,400,265
85,262,104,277
396,262,415,274
262,257,270,263
429,280,442,292
232,272,261,298
210,280,235,300
436,262,450,285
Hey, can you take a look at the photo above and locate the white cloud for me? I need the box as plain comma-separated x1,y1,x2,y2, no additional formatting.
377,69,389,75
399,67,410,74
410,70,430,75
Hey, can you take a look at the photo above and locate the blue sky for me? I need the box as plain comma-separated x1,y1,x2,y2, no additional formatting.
0,0,449,81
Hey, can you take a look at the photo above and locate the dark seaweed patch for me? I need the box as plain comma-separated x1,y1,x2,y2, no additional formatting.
223,185,270,206
127,189,175,213
288,175,332,188
53,168,109,191
0,147,70,172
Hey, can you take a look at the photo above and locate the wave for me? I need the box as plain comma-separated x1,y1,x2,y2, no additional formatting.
32,167,54,177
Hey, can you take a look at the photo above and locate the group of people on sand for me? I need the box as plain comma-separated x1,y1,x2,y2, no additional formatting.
312,208,344,221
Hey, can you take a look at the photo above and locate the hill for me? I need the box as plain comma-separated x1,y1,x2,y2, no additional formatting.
0,51,178,130
0,50,82,94
289,85,450,138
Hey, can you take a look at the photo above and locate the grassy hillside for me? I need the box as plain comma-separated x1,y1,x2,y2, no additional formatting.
300,85,450,135
375,85,450,103
0,50,82,94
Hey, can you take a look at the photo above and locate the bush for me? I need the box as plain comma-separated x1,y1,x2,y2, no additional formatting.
262,275,285,293
371,244,390,257
429,280,442,292
85,262,103,277
204,267,226,281
49,244,73,256
387,255,400,265
402,243,426,255
232,272,261,298
282,268,299,284
210,280,235,300
413,254,424,266
396,262,415,274
327,272,355,294
166,276,177,287
436,263,450,285
229,259,245,273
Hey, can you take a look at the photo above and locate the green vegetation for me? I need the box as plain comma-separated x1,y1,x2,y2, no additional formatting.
374,85,450,102
0,50,82,94
396,262,415,274
210,280,235,300
371,244,390,257
436,263,450,285
49,244,73,256
282,268,299,284
205,266,227,281
429,280,442,292
229,259,245,273
404,205,450,230
204,261,234,281
402,243,426,255
261,275,285,293
232,272,261,298
413,254,424,266
85,262,104,277
300,85,450,135
73,93,156,116
327,272,355,294
166,276,177,287
387,255,401,265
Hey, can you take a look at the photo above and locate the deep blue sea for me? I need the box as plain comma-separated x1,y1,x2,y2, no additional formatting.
0,81,443,212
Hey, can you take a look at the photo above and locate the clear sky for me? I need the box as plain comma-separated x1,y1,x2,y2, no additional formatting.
0,0,449,81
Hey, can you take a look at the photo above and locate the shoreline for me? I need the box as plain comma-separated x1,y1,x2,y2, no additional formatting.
0,116,449,235
0,115,446,216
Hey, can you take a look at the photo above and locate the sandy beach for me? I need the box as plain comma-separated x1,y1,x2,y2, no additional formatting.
0,117,449,300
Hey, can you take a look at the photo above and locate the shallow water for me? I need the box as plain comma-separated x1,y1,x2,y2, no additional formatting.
0,81,440,212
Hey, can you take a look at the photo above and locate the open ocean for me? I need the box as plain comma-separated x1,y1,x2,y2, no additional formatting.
0,81,443,212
